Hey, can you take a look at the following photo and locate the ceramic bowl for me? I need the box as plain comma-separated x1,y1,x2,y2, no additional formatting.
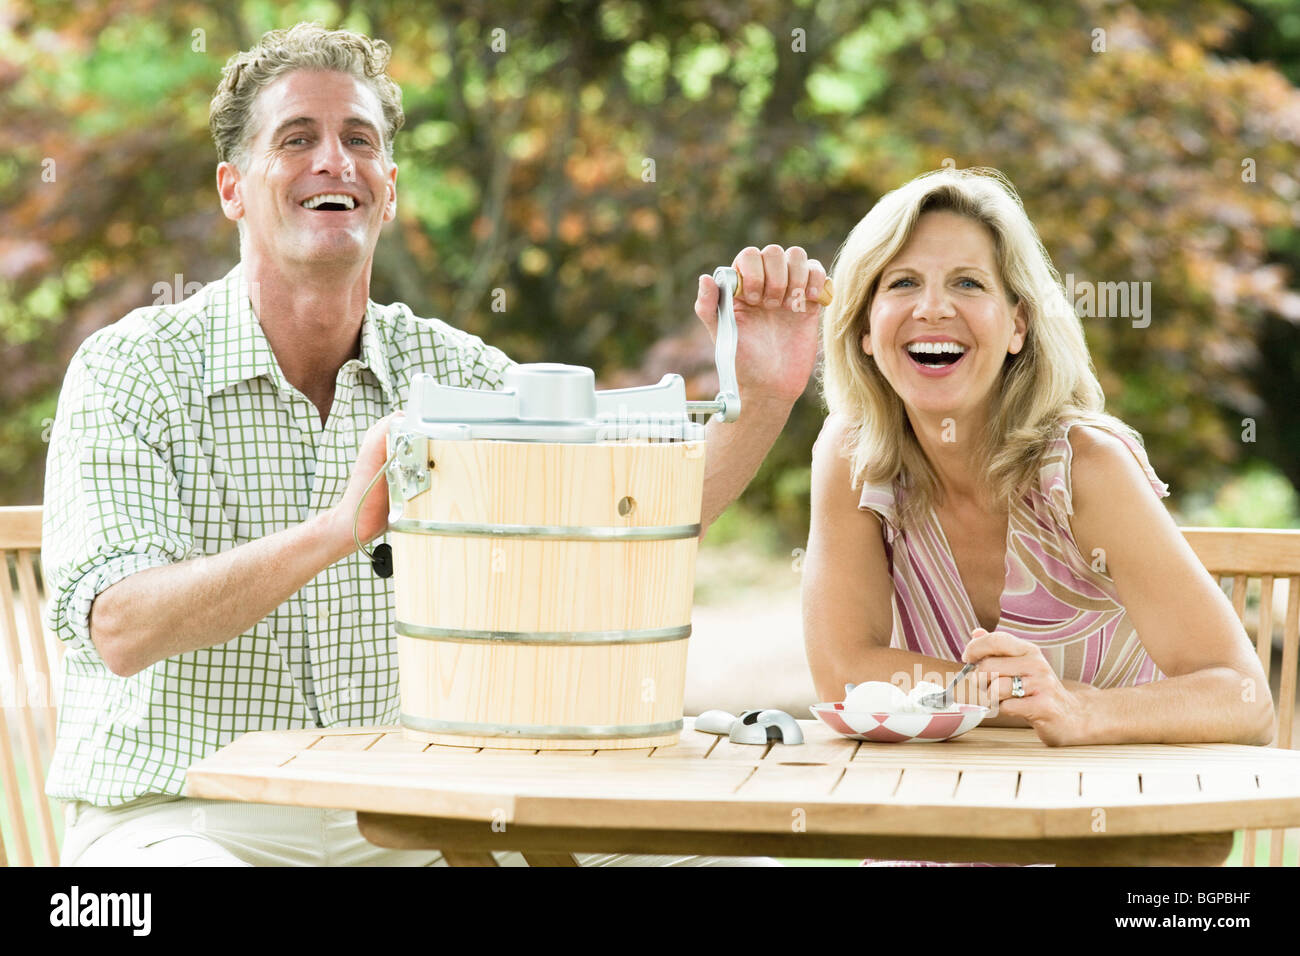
809,701,988,743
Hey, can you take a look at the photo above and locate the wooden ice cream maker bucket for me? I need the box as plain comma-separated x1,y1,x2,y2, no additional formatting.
377,267,749,749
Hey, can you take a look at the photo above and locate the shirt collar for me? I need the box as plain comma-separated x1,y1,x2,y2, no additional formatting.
202,261,400,409
356,300,400,409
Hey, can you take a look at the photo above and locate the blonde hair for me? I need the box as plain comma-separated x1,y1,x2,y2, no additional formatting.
820,167,1138,526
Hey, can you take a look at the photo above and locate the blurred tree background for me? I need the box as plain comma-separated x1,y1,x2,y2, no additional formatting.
2,0,1299,545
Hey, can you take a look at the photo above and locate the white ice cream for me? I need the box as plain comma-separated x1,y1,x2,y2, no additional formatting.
843,680,951,713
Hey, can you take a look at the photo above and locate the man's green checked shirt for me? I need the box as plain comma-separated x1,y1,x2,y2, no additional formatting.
43,263,513,806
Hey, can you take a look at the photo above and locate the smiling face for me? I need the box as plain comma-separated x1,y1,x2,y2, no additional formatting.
863,210,1026,422
217,69,397,270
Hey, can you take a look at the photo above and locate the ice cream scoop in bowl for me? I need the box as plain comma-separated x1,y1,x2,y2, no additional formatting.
810,669,988,743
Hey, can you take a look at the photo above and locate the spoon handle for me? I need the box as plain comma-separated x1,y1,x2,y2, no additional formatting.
944,662,977,702
922,661,977,708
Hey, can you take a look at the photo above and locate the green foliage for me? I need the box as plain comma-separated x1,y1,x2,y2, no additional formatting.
1175,465,1300,529
807,1,940,114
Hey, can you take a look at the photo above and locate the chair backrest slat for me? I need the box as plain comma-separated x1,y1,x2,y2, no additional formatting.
0,510,40,551
1258,575,1275,687
1182,528,1300,574
13,552,55,744
0,550,59,865
1280,577,1299,753
0,507,60,867
1230,573,1248,629
0,704,33,866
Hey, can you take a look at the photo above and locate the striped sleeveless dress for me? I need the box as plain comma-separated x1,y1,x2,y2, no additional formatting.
855,419,1170,866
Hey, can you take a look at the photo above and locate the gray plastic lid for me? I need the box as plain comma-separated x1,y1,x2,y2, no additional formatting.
401,363,706,443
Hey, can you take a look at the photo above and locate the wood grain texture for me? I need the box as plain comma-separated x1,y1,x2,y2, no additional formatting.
0,508,41,550
0,530,59,867
649,728,717,760
1182,527,1300,574
392,438,704,750
354,812,1234,866
307,732,384,751
0,550,58,866
954,769,1020,803
1279,576,1299,751
14,553,55,742
397,635,688,751
415,438,706,529
1259,575,1276,687
182,724,1300,848
832,767,902,802
735,764,845,799
0,705,33,866
1016,770,1079,803
394,538,699,631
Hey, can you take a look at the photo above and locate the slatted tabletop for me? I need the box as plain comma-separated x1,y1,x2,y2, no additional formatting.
184,719,1300,865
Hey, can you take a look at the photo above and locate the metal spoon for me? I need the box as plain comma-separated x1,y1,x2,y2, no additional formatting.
916,661,977,710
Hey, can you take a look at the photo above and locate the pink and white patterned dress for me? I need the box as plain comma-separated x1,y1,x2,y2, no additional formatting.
853,420,1170,865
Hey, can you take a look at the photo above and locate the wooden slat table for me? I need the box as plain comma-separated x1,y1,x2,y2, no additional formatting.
184,718,1300,866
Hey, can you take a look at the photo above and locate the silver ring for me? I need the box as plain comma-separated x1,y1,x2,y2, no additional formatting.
1011,675,1025,698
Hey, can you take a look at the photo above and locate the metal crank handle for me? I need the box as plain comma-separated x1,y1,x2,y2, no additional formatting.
686,268,835,424
685,266,743,423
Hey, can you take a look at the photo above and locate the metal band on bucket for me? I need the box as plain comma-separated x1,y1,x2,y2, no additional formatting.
396,621,691,645
400,713,683,739
390,518,700,541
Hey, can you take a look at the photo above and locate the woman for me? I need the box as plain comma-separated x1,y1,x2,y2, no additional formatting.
803,167,1273,765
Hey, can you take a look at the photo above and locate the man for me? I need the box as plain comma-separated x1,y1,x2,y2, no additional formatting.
44,22,825,866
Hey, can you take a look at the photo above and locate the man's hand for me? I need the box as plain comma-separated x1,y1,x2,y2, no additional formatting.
328,412,403,557
694,245,827,405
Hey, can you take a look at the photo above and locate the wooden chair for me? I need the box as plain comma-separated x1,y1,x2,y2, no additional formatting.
1182,527,1300,867
0,506,61,866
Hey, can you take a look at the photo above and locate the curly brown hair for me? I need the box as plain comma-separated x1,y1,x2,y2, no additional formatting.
209,21,405,171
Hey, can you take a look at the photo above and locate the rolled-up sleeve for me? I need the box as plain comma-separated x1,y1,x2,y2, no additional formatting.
42,333,194,654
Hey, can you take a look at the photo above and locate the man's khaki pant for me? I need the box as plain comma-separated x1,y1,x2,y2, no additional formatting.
61,795,781,867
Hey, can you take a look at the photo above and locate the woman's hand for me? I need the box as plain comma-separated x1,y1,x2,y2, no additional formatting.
963,628,1097,746
694,245,827,406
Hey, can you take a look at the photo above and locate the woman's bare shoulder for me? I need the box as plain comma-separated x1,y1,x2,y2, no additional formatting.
812,414,860,488
1065,424,1167,552
816,412,871,470
811,414,885,539
1066,425,1148,499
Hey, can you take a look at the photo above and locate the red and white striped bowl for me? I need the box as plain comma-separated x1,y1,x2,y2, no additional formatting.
809,702,988,743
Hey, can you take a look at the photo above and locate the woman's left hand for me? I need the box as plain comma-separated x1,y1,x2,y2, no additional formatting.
963,629,1096,747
